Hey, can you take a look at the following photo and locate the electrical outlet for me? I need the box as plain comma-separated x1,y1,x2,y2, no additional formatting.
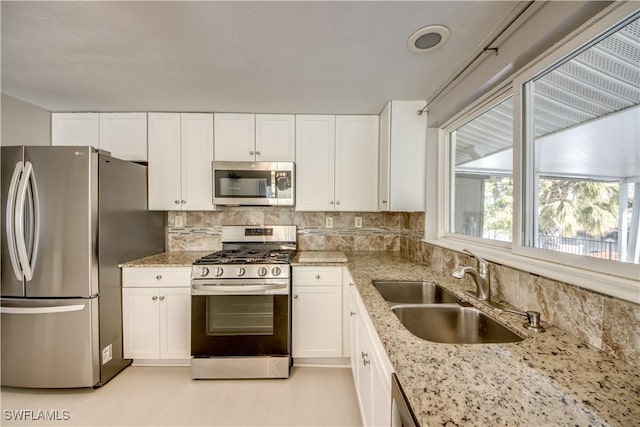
326,217,333,229
174,214,184,227
355,217,362,228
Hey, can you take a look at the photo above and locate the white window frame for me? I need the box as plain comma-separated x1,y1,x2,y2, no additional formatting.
427,2,640,304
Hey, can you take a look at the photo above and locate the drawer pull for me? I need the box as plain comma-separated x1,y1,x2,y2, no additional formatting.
315,274,320,279
156,275,162,280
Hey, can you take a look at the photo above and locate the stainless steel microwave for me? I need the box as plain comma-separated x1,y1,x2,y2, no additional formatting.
212,161,294,206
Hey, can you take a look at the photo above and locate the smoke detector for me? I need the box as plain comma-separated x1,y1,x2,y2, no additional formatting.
407,25,450,53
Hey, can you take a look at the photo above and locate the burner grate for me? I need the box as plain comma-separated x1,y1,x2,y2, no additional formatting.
194,249,296,265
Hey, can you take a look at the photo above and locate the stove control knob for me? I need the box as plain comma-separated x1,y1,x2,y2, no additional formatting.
200,267,210,277
237,267,246,277
257,267,268,277
271,266,282,277
214,267,224,277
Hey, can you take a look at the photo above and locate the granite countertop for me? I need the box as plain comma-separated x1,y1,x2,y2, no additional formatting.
345,251,640,427
292,251,348,265
119,251,210,268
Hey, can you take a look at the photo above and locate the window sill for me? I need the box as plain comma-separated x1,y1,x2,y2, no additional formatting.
422,237,639,304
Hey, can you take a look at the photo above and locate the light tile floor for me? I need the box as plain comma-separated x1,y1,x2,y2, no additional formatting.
1,366,362,426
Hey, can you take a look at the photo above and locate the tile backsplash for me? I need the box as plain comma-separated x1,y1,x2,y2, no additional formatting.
166,208,639,368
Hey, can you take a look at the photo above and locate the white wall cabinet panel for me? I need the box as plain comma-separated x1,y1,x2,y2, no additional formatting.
148,113,182,210
214,113,255,161
52,113,99,147
122,268,191,364
255,114,295,161
99,113,147,161
378,101,426,211
295,115,336,211
148,113,214,211
335,115,379,211
292,266,343,359
181,113,215,210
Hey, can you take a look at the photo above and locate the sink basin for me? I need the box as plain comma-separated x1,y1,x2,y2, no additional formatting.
373,280,460,304
391,304,524,344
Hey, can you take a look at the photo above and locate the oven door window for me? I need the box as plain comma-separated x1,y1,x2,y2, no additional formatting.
207,295,274,336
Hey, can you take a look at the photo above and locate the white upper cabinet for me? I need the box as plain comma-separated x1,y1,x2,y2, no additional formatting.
378,101,426,211
296,115,379,212
295,115,336,211
255,114,295,161
52,113,99,147
99,113,148,161
148,113,214,211
335,115,379,211
53,112,147,161
214,113,255,161
215,113,295,162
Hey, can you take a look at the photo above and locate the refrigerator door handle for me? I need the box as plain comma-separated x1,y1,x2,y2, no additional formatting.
27,163,40,273
0,304,86,315
14,161,34,281
5,161,24,281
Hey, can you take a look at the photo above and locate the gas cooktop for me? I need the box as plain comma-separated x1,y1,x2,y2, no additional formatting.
193,249,297,265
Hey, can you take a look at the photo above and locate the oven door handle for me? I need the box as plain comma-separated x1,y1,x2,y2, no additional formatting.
191,282,289,295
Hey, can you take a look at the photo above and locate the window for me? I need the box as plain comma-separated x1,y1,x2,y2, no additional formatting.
522,12,640,267
448,96,513,243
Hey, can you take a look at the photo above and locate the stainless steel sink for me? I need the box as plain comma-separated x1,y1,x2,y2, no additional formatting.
372,280,460,304
391,304,524,344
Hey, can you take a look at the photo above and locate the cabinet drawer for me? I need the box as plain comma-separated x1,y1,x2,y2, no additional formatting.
293,267,342,286
122,267,191,288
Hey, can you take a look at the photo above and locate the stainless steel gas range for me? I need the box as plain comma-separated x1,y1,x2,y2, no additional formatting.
190,225,296,379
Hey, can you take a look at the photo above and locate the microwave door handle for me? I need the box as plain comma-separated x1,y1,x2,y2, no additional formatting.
6,161,24,280
14,161,34,281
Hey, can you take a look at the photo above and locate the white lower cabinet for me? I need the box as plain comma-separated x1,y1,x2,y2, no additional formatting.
122,268,191,364
351,283,394,427
292,266,343,358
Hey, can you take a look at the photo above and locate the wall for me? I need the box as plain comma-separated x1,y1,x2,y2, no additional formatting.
1,93,51,146
166,207,419,252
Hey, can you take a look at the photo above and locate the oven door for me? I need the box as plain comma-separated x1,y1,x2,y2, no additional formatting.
191,281,290,358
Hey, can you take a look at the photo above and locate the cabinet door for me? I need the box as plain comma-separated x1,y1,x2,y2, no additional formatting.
181,113,215,210
371,355,392,427
148,113,182,210
214,113,255,161
292,285,342,358
378,103,391,211
335,115,379,212
159,287,191,359
52,113,99,147
255,114,295,161
99,113,147,161
295,115,335,211
122,288,160,359
356,317,373,427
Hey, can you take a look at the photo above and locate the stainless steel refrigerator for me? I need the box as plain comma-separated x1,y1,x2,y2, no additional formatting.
1,146,166,388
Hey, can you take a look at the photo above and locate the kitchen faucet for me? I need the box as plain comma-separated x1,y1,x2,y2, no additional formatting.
451,249,491,301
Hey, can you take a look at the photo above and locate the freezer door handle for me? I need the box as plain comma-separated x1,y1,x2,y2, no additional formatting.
14,161,35,281
0,304,86,315
5,161,23,281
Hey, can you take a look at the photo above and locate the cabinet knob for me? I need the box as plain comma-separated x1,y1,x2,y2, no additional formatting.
383,200,388,204
156,275,162,280
181,200,186,204
294,294,298,299
255,151,261,156
174,200,180,204
152,296,158,301
159,296,165,301
315,274,320,279
350,311,356,316
336,201,341,205
249,150,255,156
330,201,334,204
349,282,354,287
363,358,370,366
361,351,368,358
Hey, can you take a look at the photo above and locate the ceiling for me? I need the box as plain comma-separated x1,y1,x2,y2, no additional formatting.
1,1,522,114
